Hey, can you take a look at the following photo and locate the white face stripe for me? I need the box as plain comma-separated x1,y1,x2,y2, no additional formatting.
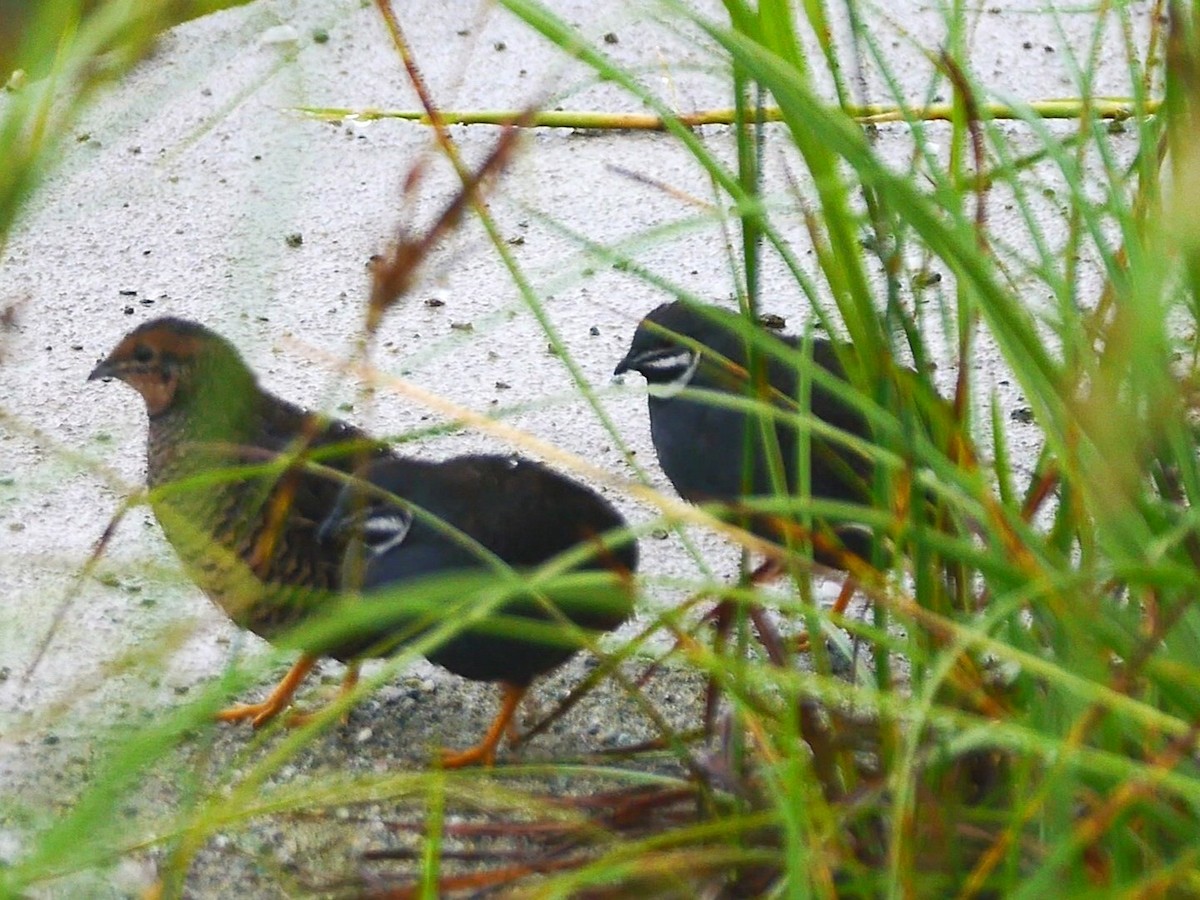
361,511,412,557
641,349,694,373
646,350,701,399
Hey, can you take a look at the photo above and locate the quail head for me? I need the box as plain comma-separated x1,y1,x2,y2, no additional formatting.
89,317,388,726
318,454,638,768
614,300,880,572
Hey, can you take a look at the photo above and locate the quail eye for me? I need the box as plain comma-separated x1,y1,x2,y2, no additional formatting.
132,345,154,364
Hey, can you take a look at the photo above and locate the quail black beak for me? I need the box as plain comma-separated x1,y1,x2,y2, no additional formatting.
317,499,368,546
315,509,346,546
88,358,116,382
615,347,678,378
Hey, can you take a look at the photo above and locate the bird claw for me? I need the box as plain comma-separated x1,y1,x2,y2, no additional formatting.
439,743,497,769
436,683,526,768
215,656,318,730
215,700,287,729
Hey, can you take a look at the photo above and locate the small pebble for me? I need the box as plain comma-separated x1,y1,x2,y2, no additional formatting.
260,24,299,46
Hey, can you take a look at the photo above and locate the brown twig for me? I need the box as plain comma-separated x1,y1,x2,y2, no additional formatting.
365,1,533,332
365,119,529,331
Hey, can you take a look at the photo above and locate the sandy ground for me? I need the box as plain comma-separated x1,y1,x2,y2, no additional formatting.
0,0,1151,895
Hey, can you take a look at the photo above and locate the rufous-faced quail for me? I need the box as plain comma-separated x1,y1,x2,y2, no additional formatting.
89,317,387,726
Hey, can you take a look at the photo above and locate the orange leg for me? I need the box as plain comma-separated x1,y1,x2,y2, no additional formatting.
341,662,360,695
640,557,781,690
440,682,526,769
757,548,862,650
286,662,361,727
216,655,316,728
750,557,784,584
703,600,736,733
796,577,858,653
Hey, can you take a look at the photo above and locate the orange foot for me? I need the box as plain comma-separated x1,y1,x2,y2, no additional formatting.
286,664,361,727
216,655,316,729
216,699,290,729
439,742,498,769
438,682,525,769
794,577,859,653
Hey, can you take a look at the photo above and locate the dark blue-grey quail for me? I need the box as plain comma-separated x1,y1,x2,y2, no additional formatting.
614,300,878,577
318,454,638,767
